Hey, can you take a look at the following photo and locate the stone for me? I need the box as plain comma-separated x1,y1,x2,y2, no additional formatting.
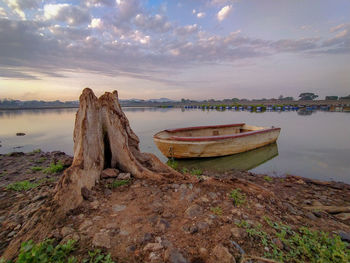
61,233,80,244
211,245,235,263
113,204,126,212
165,248,188,263
117,173,131,180
157,219,170,232
306,212,317,220
273,238,284,249
185,204,203,218
230,227,246,239
199,247,208,258
61,226,75,237
92,232,111,249
101,168,119,178
81,187,94,202
104,188,112,196
197,222,210,232
143,243,163,252
7,231,16,238
141,233,153,244
335,213,350,221
90,200,99,209
339,231,350,243
78,219,93,231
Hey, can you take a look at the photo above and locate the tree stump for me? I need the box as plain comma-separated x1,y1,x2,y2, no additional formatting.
3,88,181,259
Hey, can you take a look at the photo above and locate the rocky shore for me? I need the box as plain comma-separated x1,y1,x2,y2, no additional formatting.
1,151,350,262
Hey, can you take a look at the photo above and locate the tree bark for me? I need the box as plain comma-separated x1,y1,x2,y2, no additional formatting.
3,88,181,259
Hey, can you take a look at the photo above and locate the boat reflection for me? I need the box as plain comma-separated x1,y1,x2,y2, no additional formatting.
176,142,278,172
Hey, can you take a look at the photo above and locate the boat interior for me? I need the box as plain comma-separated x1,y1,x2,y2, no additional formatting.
155,124,267,139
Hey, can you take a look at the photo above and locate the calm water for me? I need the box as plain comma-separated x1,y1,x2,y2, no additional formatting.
0,108,349,183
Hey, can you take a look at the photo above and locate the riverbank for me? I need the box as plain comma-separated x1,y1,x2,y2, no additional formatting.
1,151,350,262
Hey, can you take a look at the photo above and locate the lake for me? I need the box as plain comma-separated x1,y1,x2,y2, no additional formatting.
0,108,349,183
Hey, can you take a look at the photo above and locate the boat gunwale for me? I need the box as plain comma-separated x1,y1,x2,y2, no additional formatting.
154,124,281,142
164,123,245,133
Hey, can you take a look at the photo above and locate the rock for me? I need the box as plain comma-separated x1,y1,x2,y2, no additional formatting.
90,200,99,209
199,247,208,258
78,219,93,231
104,188,112,196
230,227,246,239
165,248,188,263
197,222,210,232
113,204,126,212
61,226,75,237
81,187,94,202
335,213,350,221
339,231,350,243
149,252,161,262
185,204,203,218
211,245,235,263
92,232,111,248
157,219,170,232
16,133,26,136
117,173,131,180
101,168,119,178
306,212,317,220
7,231,16,238
143,243,163,252
61,233,80,244
140,233,153,244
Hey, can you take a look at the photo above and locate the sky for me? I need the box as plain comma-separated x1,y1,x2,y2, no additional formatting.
0,0,349,100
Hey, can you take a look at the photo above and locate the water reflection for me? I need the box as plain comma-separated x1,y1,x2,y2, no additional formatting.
176,143,278,172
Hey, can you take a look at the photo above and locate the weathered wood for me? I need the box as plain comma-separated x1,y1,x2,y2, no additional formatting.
3,88,182,260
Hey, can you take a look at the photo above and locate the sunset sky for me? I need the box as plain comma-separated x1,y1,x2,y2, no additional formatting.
0,0,349,100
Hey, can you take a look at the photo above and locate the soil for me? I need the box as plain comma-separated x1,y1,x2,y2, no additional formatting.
1,151,350,262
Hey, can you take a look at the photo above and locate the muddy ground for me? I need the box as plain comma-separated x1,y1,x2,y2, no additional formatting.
1,151,350,262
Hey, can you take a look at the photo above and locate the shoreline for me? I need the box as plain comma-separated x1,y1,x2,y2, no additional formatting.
1,151,350,262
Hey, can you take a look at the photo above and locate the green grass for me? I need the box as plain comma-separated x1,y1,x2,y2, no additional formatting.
264,176,273,182
0,240,115,263
35,157,47,163
167,159,178,170
229,188,246,206
30,149,42,154
30,166,43,172
190,168,202,176
110,179,130,189
236,218,350,263
181,167,189,174
0,171,7,177
83,249,114,263
6,181,40,191
210,206,223,216
43,161,64,174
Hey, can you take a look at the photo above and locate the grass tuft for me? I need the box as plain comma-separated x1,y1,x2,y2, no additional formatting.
110,179,130,189
43,161,64,174
30,166,43,172
229,188,246,206
6,181,39,191
210,206,223,216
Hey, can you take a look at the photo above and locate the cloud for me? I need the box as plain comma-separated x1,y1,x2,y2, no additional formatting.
134,13,172,33
85,0,115,7
272,38,320,52
0,7,8,18
176,24,198,35
4,0,41,19
217,5,232,21
197,12,205,18
44,4,91,26
89,18,103,29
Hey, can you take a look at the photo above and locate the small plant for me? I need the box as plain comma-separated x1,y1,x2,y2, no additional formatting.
30,149,42,154
44,161,64,174
167,159,178,170
110,179,129,188
16,239,77,263
237,219,350,263
181,167,189,174
6,181,39,191
264,176,273,182
30,166,43,172
83,249,115,263
190,168,202,176
35,157,47,163
229,188,246,206
0,171,7,177
210,206,223,216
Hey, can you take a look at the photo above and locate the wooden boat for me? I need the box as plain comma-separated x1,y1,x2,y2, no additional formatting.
153,123,281,158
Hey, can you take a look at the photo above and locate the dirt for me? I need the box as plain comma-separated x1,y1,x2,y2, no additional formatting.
1,151,350,262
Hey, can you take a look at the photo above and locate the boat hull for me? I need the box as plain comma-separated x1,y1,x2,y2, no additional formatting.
154,125,281,158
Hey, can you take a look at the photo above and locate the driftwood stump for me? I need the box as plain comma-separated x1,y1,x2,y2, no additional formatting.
3,88,181,259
